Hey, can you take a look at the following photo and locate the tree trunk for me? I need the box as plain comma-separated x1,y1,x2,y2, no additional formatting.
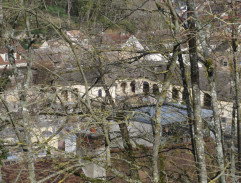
178,47,197,161
194,9,226,182
103,124,111,167
0,0,3,37
187,0,207,182
231,0,241,174
0,164,2,183
98,65,139,180
152,2,181,182
206,65,226,183
230,102,237,183
86,0,93,26
153,44,178,183
8,48,36,183
67,0,72,28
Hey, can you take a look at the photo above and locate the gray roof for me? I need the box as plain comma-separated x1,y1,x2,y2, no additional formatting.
131,103,213,125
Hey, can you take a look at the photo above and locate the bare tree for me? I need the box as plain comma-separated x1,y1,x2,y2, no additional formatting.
1,0,241,182
186,0,207,182
67,0,72,28
194,4,226,183
230,0,241,176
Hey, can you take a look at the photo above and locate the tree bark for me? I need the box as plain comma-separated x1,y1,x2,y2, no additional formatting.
230,102,237,183
187,0,207,182
153,44,178,183
152,1,181,182
7,47,36,183
0,0,3,37
194,9,226,182
206,63,226,183
178,47,197,161
231,0,241,174
0,4,3,182
67,0,72,28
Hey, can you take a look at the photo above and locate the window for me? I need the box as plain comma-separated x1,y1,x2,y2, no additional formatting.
98,89,102,97
153,84,159,95
172,88,179,100
130,81,136,93
61,90,68,100
143,81,150,94
58,140,65,151
221,117,226,123
50,80,55,86
15,53,21,60
72,88,79,97
204,93,211,107
223,61,228,67
5,54,8,62
182,6,187,11
121,82,127,94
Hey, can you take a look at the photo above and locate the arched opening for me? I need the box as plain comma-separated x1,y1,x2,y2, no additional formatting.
73,88,78,93
98,89,102,97
143,81,150,94
121,82,127,94
42,130,53,138
182,90,187,101
153,84,159,95
72,88,78,95
61,90,68,101
130,81,136,93
204,93,211,107
172,87,179,100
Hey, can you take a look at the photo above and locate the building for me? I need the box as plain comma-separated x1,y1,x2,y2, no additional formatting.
0,40,27,69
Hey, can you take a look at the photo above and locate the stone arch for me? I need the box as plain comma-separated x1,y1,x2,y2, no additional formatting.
172,87,179,100
98,89,102,97
121,82,127,94
204,93,211,107
61,90,68,100
130,80,136,93
143,81,150,94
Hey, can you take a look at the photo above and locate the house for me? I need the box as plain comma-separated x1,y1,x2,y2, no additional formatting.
0,40,27,69
0,40,31,91
0,30,236,125
66,29,89,47
31,31,237,129
0,28,237,162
